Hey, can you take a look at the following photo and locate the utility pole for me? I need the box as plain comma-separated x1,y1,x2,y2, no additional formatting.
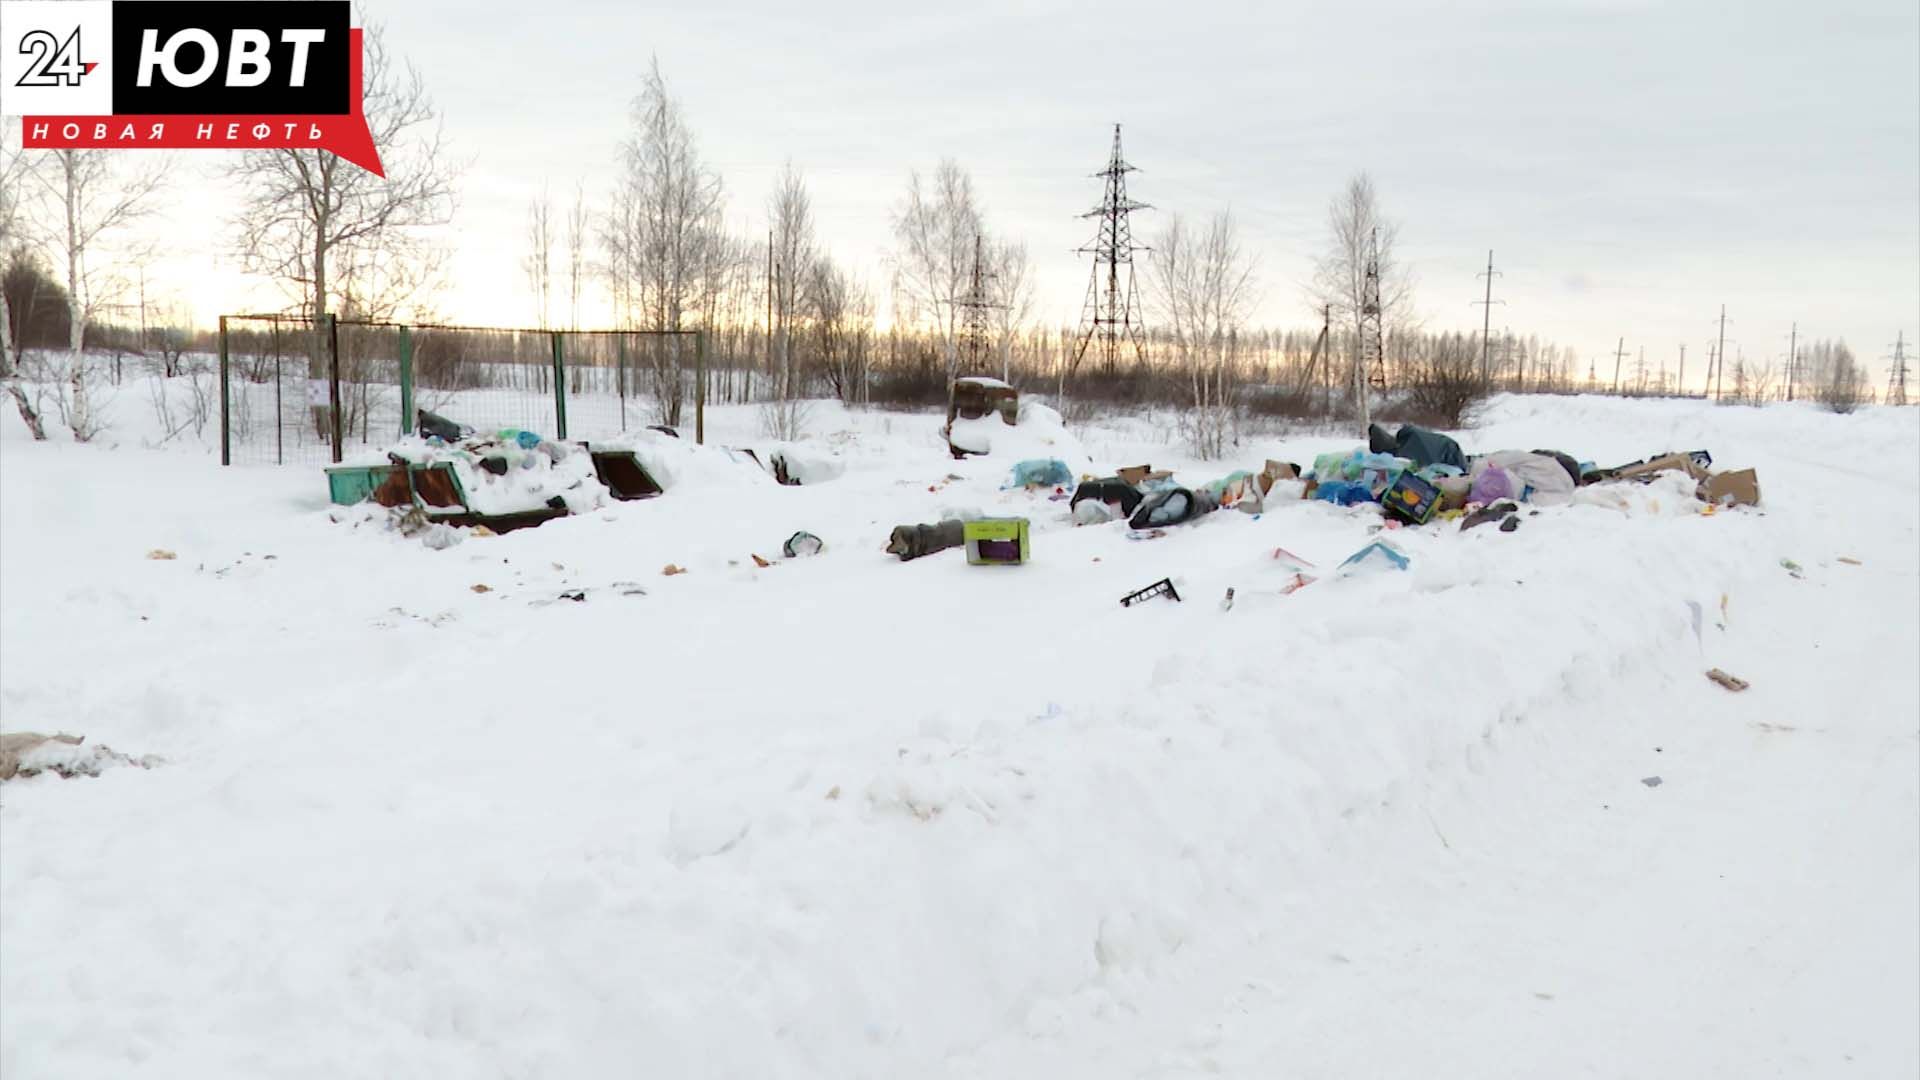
1611,337,1628,394
1473,250,1503,385
1888,332,1911,406
1785,321,1799,402
1677,344,1686,397
1714,305,1728,401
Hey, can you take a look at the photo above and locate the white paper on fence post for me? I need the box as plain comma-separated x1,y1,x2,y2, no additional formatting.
306,380,330,407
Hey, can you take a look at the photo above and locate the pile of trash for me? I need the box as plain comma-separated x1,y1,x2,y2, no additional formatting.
369,413,607,517
1288,423,1758,529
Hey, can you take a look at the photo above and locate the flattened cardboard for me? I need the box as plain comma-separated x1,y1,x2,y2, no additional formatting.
1699,468,1760,507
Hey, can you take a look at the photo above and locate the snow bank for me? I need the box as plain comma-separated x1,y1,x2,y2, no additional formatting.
0,392,1914,1077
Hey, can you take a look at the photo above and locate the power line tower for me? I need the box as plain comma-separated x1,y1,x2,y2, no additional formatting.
1713,305,1729,400
1361,227,1387,390
1073,124,1150,378
1784,322,1799,402
953,233,1004,375
1473,250,1504,384
1888,332,1911,406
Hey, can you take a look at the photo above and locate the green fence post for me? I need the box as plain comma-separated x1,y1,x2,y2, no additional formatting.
695,331,706,445
218,315,230,466
551,331,567,439
327,313,343,464
398,325,414,435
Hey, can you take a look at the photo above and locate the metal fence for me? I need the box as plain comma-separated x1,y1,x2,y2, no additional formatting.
218,314,705,465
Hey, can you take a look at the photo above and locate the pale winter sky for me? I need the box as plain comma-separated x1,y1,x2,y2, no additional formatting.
41,0,1920,384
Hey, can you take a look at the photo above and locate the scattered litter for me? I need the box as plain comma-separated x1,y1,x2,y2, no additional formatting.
1338,539,1410,574
1641,776,1663,788
1220,587,1235,612
1271,547,1316,571
559,590,587,602
751,554,772,568
470,584,492,594
1125,528,1168,541
421,524,464,550
825,785,841,801
1073,499,1117,525
1779,558,1804,579
1499,515,1521,533
1837,556,1862,566
1706,668,1750,692
783,531,824,558
1461,500,1520,532
1120,578,1181,607
145,549,177,561
662,564,687,576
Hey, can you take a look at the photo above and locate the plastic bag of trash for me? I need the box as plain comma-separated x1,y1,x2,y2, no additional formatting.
1470,464,1514,504
1007,458,1073,488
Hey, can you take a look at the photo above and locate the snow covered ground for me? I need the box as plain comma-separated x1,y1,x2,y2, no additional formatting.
2,390,1915,1078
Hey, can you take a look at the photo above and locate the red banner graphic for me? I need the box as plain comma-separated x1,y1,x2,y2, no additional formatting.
20,28,382,176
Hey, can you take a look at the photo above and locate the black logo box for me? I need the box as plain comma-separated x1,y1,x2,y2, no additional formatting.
111,1,349,115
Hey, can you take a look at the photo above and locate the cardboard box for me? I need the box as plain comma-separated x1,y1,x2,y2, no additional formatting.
1699,468,1760,508
964,517,1030,565
1257,459,1301,495
1116,465,1153,486
1383,470,1441,524
1617,453,1709,483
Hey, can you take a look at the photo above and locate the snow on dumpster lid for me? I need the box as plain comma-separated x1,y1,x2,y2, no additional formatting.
954,375,1014,390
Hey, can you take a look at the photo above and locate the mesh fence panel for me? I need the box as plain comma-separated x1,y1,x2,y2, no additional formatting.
221,316,335,466
221,318,700,464
412,326,559,437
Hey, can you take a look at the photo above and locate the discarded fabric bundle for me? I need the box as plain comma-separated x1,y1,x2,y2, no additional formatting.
1129,487,1220,530
887,520,966,561
1369,423,1467,472
1071,477,1147,519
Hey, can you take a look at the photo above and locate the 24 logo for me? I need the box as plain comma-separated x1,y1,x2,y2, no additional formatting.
14,27,97,87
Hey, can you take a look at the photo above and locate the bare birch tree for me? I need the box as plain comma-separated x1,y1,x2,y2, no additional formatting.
890,160,981,381
31,148,167,440
1149,210,1258,459
762,161,816,437
991,239,1035,384
228,18,456,436
565,181,587,330
604,56,725,426
1311,172,1411,431
0,136,46,438
806,256,874,407
525,190,553,329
